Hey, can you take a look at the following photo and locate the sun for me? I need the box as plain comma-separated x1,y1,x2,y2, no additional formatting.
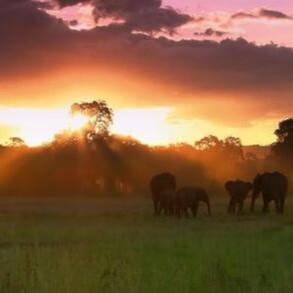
70,114,88,131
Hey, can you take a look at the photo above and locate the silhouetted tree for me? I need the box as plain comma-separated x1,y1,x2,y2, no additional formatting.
271,117,293,172
274,118,293,143
6,137,26,148
223,136,244,162
194,135,223,151
70,100,113,140
193,135,246,183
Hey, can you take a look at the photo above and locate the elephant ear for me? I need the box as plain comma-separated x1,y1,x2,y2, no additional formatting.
225,181,233,191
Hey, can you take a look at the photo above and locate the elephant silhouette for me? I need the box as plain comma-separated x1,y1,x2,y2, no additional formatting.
175,187,211,218
150,172,176,215
250,172,288,213
225,180,253,214
159,189,176,215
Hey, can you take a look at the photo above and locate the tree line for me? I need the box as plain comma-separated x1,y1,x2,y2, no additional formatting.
0,100,291,197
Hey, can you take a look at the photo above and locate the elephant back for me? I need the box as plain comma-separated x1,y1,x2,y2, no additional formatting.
150,172,177,195
225,180,252,197
261,172,288,194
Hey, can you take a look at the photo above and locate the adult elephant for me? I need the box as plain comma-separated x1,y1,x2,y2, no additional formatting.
159,189,176,215
225,180,253,214
175,187,211,218
250,172,288,213
150,172,176,215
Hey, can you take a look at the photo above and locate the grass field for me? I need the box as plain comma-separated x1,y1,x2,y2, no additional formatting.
0,196,293,293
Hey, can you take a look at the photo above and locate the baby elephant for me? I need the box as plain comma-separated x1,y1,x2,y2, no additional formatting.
175,187,211,218
225,180,253,214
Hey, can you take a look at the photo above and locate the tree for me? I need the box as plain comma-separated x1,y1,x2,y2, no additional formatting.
224,136,242,148
194,135,244,173
271,117,293,165
223,136,244,162
70,100,113,139
274,118,293,143
194,135,223,151
51,130,81,149
6,137,26,147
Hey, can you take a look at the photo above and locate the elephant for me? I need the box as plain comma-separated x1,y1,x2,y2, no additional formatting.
175,187,211,218
150,172,176,215
250,172,288,213
225,180,253,214
158,189,176,215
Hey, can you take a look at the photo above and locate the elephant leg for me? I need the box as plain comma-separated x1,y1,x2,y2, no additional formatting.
279,197,285,214
167,204,171,216
262,198,269,213
175,204,181,218
153,198,159,215
250,197,256,213
184,207,189,218
169,202,174,216
163,206,167,215
228,198,233,214
163,203,168,216
238,201,244,214
195,202,199,217
191,206,196,217
191,202,199,218
232,202,236,214
164,202,169,216
158,201,164,215
274,199,281,214
168,202,174,216
206,200,211,216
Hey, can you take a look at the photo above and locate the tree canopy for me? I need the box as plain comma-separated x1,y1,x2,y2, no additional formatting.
271,117,293,170
70,100,113,139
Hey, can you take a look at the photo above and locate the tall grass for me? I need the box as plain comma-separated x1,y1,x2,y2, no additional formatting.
0,197,293,292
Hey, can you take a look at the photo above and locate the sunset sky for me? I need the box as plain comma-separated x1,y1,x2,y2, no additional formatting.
0,0,292,146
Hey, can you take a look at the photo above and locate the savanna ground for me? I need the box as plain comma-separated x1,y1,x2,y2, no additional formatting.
0,196,293,293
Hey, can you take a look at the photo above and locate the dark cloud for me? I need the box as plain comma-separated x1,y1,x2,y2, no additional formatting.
124,7,193,34
54,0,192,34
93,0,161,16
1,0,293,124
194,28,228,38
232,8,292,21
93,0,193,34
259,8,292,20
0,0,70,79
231,12,256,20
68,19,78,26
56,0,90,7
0,0,66,31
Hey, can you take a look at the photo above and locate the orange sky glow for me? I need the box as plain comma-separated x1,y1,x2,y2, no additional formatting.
0,0,292,147
0,104,277,147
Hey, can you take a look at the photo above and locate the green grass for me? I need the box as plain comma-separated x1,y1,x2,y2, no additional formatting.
0,197,293,292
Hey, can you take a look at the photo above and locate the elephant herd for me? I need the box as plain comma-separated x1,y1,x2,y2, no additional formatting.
150,171,288,217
